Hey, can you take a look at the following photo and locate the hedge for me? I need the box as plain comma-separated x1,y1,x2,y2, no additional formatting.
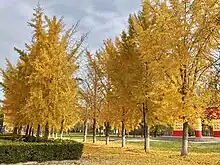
0,141,83,164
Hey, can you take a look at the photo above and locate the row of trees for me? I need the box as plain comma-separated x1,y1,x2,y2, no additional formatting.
80,0,220,156
0,0,219,156
0,5,85,139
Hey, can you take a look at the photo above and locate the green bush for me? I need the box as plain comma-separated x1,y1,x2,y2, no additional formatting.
0,141,83,164
0,133,22,141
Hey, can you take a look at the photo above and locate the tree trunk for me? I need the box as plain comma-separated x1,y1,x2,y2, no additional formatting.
146,125,150,152
133,129,136,138
55,132,58,139
44,122,49,140
13,126,18,135
60,120,64,140
141,125,143,138
48,129,51,138
52,127,55,138
25,125,29,136
143,103,150,152
93,118,96,143
60,130,63,139
103,128,105,136
18,126,22,135
105,122,110,145
36,124,40,138
31,130,34,136
83,120,88,142
122,121,126,147
28,125,32,136
181,122,189,156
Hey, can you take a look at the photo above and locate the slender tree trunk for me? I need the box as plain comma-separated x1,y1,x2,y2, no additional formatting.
18,126,22,135
117,129,120,137
37,124,40,138
143,103,150,152
44,122,49,140
133,129,136,138
31,130,34,136
52,127,55,138
181,122,189,156
28,125,32,136
13,126,18,135
55,132,58,139
122,121,126,147
25,125,29,137
105,122,110,145
83,119,88,142
141,125,143,138
103,128,105,136
60,130,63,139
48,129,51,138
60,120,64,139
93,118,96,143
36,124,40,141
146,125,150,152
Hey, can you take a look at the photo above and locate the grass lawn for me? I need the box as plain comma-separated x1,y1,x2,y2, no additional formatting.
80,142,220,165
65,133,220,165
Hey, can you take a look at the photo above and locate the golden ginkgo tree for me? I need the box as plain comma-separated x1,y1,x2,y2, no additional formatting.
132,0,220,156
1,5,83,139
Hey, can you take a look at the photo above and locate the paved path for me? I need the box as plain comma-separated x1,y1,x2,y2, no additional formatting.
125,136,220,143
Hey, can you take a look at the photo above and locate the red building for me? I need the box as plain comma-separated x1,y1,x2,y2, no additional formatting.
173,107,220,138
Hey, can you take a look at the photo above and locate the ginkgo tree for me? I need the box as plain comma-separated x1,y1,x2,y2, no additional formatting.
1,4,83,139
79,51,105,143
132,0,220,156
103,31,143,147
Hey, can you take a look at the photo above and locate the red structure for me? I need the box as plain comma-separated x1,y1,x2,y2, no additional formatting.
206,107,220,137
172,123,183,137
173,107,220,138
172,118,201,137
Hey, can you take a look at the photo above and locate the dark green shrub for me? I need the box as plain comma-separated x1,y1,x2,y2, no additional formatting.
0,134,22,141
0,141,83,164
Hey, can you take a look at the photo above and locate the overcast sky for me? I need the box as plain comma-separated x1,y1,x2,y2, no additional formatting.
0,0,142,100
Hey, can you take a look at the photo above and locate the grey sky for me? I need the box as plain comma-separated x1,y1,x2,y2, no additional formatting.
0,0,142,100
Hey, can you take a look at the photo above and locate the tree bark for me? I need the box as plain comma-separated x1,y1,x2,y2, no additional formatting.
181,122,189,156
13,126,18,135
83,119,88,142
36,124,40,138
105,122,110,145
133,129,136,138
25,125,29,136
60,120,64,139
117,129,120,137
122,121,126,147
18,126,22,135
60,130,63,139
143,103,150,152
93,118,96,143
44,122,49,140
146,125,150,152
28,125,32,136
52,127,55,138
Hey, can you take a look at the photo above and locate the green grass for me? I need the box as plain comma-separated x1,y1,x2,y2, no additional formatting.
1,133,220,164
63,133,220,153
